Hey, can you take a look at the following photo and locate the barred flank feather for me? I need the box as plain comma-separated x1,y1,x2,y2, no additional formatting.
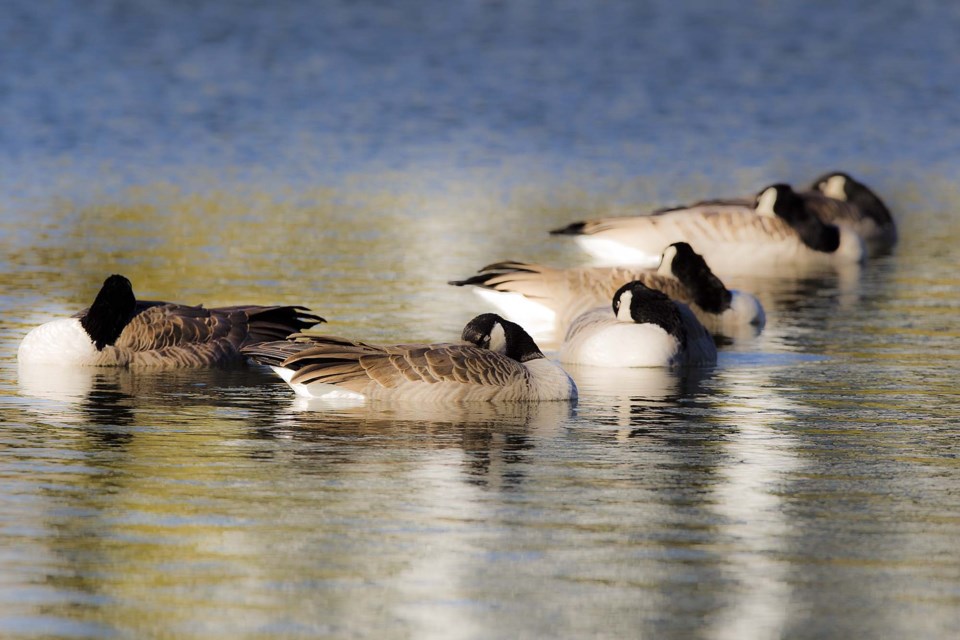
242,315,577,403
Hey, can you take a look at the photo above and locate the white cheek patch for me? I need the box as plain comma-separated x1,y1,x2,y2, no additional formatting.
616,291,634,321
823,175,847,200
656,245,678,276
488,322,507,354
755,187,778,217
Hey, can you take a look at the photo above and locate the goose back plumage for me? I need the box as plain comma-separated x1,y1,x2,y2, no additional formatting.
449,243,764,339
17,275,323,368
95,303,323,367
550,184,866,270
242,314,577,403
451,261,686,333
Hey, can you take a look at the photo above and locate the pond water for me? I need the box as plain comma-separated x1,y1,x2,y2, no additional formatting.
2,1,959,638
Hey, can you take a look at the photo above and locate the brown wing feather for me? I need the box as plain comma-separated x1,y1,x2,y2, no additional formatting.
115,304,234,350
219,305,324,345
475,262,564,300
244,335,532,391
421,345,528,387
574,208,796,243
612,270,691,302
463,261,697,330
126,341,239,368
801,192,860,226
106,303,322,368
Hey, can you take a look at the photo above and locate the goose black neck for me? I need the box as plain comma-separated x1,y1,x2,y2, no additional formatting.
774,190,842,253
462,313,545,363
80,275,137,350
501,319,545,362
616,282,687,347
668,244,732,313
849,185,894,225
791,214,841,252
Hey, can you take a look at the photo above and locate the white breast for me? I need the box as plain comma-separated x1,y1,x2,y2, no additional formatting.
17,318,99,366
561,314,683,368
707,290,766,338
523,358,579,401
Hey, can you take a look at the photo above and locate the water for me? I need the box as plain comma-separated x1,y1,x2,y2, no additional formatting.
2,1,960,637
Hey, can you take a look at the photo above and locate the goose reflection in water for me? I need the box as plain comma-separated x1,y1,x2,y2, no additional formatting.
263,395,574,443
702,364,805,639
566,362,715,434
16,363,291,429
17,363,139,429
246,397,576,497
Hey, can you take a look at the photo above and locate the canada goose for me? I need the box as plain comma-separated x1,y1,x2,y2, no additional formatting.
449,242,764,340
559,281,717,368
17,274,324,368
550,183,866,271
809,171,897,254
242,313,578,403
666,172,895,256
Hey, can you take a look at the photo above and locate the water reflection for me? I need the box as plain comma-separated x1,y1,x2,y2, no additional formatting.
16,363,285,423
4,190,958,637
259,394,573,461
724,264,862,322
568,362,715,434
704,365,804,640
2,333,959,637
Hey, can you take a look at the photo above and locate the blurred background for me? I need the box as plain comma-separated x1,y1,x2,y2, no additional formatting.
3,0,959,196
2,1,958,335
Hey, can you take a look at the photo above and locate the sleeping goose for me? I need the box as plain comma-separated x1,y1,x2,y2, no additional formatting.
559,281,717,368
650,172,894,257
809,171,897,254
449,242,764,340
17,274,324,368
664,172,895,255
241,313,577,403
550,183,866,271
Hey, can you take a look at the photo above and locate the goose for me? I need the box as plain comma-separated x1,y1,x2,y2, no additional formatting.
241,313,577,403
652,172,895,256
550,183,866,271
17,274,324,368
449,242,764,340
809,171,897,254
559,281,717,368
679,173,895,256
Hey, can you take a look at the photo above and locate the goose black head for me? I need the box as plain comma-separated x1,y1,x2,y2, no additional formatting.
462,313,545,363
658,242,732,313
754,183,840,253
612,281,685,344
79,274,137,350
810,171,894,225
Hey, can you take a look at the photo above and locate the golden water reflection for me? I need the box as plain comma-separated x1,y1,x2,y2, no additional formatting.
2,179,960,637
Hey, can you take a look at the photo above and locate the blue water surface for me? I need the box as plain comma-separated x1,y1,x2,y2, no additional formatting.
1,0,958,204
